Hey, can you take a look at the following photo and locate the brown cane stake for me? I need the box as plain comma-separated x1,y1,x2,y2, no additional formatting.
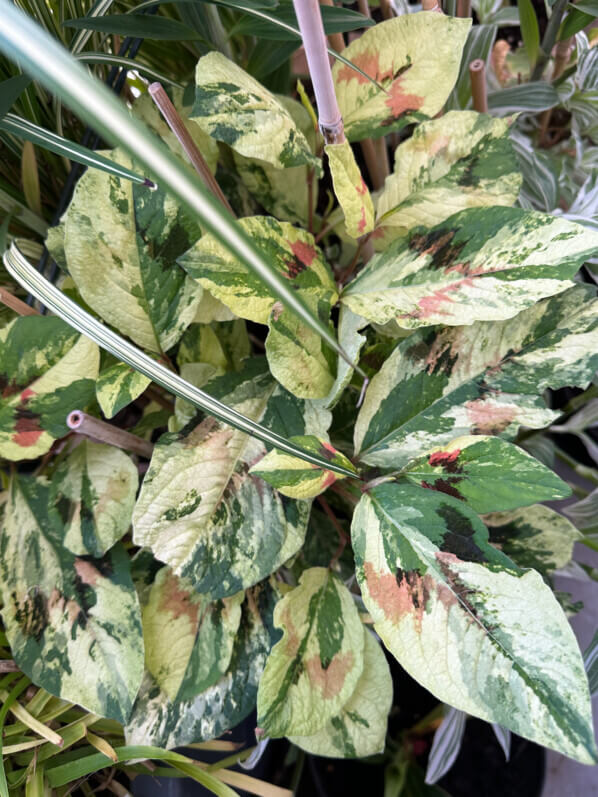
379,0,393,18
469,59,488,113
0,286,39,316
539,37,573,145
67,410,154,459
319,0,346,52
422,0,443,11
148,83,235,216
456,0,471,16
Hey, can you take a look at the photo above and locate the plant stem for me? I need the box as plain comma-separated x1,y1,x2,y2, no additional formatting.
0,286,39,316
292,0,345,143
469,59,488,112
318,0,345,52
148,82,235,216
379,0,393,18
531,0,569,81
456,0,471,16
67,411,154,459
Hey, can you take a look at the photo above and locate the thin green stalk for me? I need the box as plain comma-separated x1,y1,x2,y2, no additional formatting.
530,0,569,81
4,243,358,478
0,0,366,381
0,675,30,797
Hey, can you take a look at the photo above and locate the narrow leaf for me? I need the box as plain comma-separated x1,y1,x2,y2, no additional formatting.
518,0,540,67
425,708,467,784
63,14,202,39
0,74,31,119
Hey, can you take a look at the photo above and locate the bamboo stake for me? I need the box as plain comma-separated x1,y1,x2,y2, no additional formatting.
456,0,471,16
148,82,235,216
374,137,390,185
292,0,345,143
0,286,39,316
67,410,154,458
319,0,345,53
379,0,393,19
469,59,488,113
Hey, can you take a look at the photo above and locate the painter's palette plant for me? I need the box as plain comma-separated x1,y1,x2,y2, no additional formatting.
1,5,598,791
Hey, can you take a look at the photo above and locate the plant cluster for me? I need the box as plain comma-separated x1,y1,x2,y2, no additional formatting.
1,0,598,794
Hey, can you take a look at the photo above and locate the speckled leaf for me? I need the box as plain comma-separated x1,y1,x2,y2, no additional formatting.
485,505,582,577
289,628,392,758
233,96,316,226
192,51,320,171
374,112,521,250
265,295,337,399
355,284,598,468
332,13,471,142
342,207,598,329
179,216,337,325
178,216,338,397
126,585,274,748
250,435,357,500
257,567,364,738
133,88,219,175
0,316,99,461
133,358,330,598
142,566,243,701
96,361,150,419
352,482,596,763
48,440,138,557
326,141,374,239
402,436,570,513
0,475,144,723
59,149,203,353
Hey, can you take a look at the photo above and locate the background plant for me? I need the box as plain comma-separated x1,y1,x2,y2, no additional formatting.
1,0,598,794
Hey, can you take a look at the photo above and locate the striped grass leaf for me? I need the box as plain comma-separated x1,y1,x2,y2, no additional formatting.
0,74,31,120
424,707,467,784
487,82,560,114
491,723,511,761
583,629,598,695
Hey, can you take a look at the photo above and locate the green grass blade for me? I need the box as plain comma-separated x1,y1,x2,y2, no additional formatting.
0,0,365,379
0,74,31,120
75,53,184,89
0,114,152,185
3,243,358,478
0,676,30,797
69,0,116,54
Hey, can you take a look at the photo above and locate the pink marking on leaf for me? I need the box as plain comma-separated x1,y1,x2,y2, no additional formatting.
428,449,461,468
465,399,518,435
356,178,368,196
20,387,35,402
290,240,317,267
12,412,43,447
357,206,367,234
336,51,386,85
384,78,424,119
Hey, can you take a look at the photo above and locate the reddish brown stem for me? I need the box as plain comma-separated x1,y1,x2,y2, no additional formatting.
67,411,154,459
456,0,471,16
469,59,488,113
317,495,349,568
0,287,39,316
319,0,346,52
148,82,235,216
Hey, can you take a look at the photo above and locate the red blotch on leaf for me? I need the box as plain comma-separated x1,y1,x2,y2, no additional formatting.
289,240,316,268
384,78,424,119
357,206,367,234
429,449,461,468
465,400,517,435
356,178,368,196
12,411,43,447
336,51,388,85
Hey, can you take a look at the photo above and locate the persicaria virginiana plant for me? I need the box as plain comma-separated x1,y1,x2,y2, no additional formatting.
1,0,598,791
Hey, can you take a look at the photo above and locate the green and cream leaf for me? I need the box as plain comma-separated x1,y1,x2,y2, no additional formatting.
0,476,144,723
192,52,320,171
250,435,357,500
49,440,138,557
289,629,392,758
374,111,521,249
352,482,596,763
402,436,570,513
326,140,374,239
0,316,99,461
332,13,471,142
342,206,598,329
355,285,598,468
96,360,151,419
257,567,365,737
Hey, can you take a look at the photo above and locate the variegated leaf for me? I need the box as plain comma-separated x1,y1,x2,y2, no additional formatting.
332,13,471,142
355,284,598,468
250,435,357,500
289,628,392,758
0,316,99,461
233,96,317,226
49,440,138,557
257,567,364,737
485,505,582,577
374,112,521,250
192,52,320,171
96,360,150,419
142,566,243,701
326,141,374,239
59,149,203,354
323,307,368,410
402,436,570,513
352,482,596,763
583,630,598,696
193,288,236,323
126,585,274,748
133,358,331,598
0,476,144,723
178,216,338,398
342,207,598,329
178,319,251,373
133,88,219,176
